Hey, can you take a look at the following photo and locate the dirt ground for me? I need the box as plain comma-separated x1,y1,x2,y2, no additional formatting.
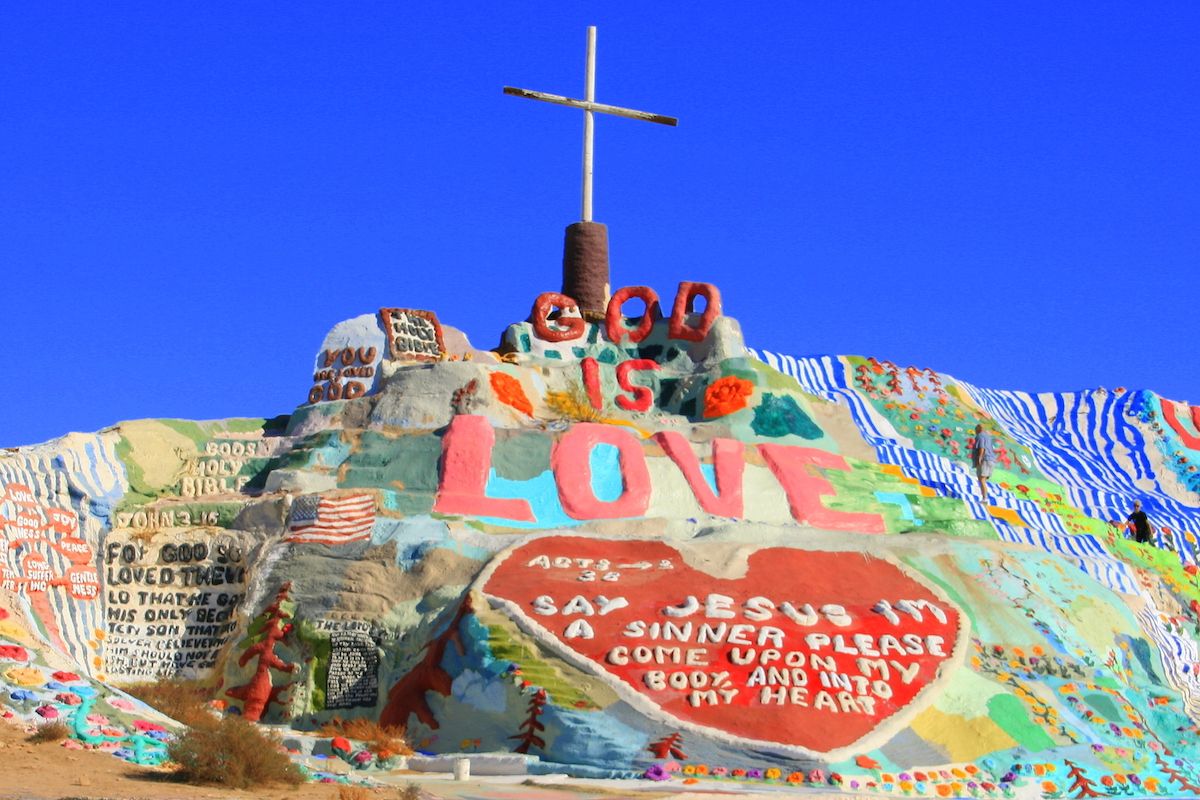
0,718,821,800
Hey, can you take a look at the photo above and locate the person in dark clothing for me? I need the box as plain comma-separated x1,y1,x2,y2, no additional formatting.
1126,500,1155,545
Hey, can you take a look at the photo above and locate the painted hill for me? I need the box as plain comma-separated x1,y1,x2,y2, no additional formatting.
4,281,1200,797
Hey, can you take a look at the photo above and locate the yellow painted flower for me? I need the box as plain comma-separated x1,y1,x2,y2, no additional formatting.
4,666,44,687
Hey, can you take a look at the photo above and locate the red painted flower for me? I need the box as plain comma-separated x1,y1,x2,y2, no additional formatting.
703,376,754,418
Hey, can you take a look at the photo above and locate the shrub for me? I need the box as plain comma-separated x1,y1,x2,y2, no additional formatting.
398,783,423,800
121,677,214,729
168,715,302,788
319,717,412,757
27,720,70,743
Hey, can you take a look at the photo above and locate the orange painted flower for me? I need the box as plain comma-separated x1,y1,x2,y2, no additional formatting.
490,371,533,416
703,375,754,418
856,755,882,770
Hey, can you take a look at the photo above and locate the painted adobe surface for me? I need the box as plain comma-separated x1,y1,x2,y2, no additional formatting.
3,283,1200,796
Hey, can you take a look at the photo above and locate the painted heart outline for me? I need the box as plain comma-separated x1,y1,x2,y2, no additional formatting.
478,535,969,759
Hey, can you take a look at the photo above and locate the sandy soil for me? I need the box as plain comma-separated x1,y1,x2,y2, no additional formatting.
0,718,797,800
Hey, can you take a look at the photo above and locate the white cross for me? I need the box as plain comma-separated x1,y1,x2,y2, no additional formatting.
504,26,677,223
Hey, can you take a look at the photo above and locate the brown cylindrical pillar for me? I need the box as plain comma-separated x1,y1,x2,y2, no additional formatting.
562,221,610,319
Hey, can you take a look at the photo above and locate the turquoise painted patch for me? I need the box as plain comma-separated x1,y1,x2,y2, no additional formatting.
751,392,822,439
875,491,924,526
474,443,632,528
589,443,624,502
481,469,582,529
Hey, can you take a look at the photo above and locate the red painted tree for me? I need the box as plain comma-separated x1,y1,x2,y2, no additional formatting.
226,582,295,722
647,731,687,760
380,595,473,729
1156,753,1200,793
510,688,547,754
1062,759,1103,799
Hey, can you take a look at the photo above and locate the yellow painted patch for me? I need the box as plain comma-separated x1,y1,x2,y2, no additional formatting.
988,506,1027,527
910,705,1018,762
0,620,29,641
919,486,938,497
117,419,197,493
4,666,45,687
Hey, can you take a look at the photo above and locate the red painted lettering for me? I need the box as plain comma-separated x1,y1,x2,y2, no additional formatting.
582,358,603,410
605,286,661,344
615,359,660,412
668,282,722,342
531,292,585,343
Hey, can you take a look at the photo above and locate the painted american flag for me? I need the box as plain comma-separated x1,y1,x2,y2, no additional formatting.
284,493,375,546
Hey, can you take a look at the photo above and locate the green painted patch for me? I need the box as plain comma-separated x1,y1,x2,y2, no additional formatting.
486,624,599,710
342,432,442,492
492,430,552,481
987,693,1057,751
1083,692,1122,722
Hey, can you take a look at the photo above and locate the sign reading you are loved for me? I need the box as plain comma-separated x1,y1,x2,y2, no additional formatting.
481,537,966,756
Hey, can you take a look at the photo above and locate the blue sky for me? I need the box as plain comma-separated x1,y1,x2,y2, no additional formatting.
3,3,1198,447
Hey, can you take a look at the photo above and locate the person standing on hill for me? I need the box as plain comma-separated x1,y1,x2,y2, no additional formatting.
970,423,996,501
1126,500,1155,545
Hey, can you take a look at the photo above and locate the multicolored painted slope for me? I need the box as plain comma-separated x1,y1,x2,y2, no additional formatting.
3,290,1200,798
752,349,1200,556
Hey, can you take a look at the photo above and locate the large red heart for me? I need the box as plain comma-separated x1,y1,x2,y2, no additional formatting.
481,536,966,757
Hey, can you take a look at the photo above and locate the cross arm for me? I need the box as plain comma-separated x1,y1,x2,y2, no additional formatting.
503,86,678,126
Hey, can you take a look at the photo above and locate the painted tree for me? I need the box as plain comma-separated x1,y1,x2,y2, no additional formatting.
380,595,473,729
1155,753,1200,793
647,731,687,760
510,688,547,754
1062,759,1103,799
226,582,295,722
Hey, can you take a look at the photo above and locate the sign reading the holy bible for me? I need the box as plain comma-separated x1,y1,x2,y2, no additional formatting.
379,308,445,362
481,537,966,756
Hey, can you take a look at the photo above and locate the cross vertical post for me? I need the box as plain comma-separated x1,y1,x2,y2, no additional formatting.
581,26,596,222
504,26,676,316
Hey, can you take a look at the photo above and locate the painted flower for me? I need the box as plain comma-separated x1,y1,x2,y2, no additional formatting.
856,755,882,770
694,765,709,776
643,764,670,781
682,765,696,775
786,772,804,783
764,767,782,780
746,768,763,779
808,769,826,784
703,375,754,418
490,371,533,416
731,768,746,778
711,767,728,777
